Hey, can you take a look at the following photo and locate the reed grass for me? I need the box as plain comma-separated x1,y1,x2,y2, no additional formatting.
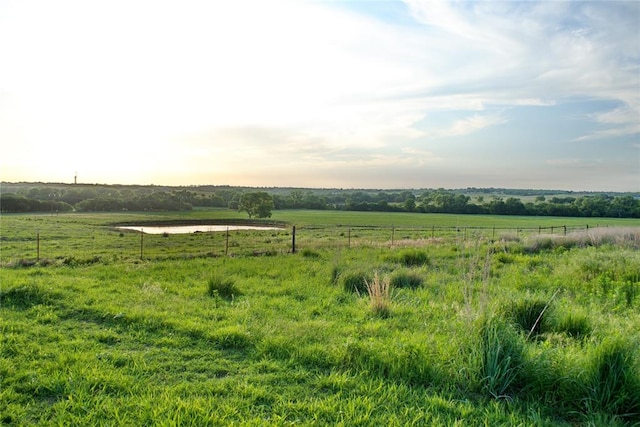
365,272,391,317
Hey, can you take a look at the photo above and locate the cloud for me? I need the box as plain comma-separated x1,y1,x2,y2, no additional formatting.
574,106,640,141
432,114,506,138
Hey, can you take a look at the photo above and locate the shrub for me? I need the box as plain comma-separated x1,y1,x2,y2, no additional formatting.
207,276,241,300
389,270,423,289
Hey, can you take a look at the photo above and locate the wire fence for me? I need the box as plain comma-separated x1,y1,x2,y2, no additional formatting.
1,223,609,265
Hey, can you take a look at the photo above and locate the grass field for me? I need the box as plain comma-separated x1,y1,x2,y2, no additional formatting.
1,210,639,425
1,209,637,264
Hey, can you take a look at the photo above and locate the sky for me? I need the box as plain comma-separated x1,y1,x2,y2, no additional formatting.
0,0,638,192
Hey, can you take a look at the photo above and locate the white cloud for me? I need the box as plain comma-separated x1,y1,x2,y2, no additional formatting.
428,114,506,138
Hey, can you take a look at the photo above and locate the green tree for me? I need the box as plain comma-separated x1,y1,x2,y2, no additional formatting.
403,197,416,212
239,192,274,219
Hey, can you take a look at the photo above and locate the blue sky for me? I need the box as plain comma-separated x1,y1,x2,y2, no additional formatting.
0,0,638,191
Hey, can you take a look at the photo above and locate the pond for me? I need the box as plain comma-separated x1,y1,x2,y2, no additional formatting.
117,225,285,234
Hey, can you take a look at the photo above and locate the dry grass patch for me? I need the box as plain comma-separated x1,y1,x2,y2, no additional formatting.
365,272,391,317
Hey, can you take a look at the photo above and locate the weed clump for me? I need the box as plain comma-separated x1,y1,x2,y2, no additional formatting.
397,249,429,267
365,272,391,317
500,298,552,338
1,283,54,309
480,318,525,399
209,326,253,350
341,270,372,294
552,310,592,339
389,270,423,289
207,276,241,300
586,338,640,418
300,248,321,259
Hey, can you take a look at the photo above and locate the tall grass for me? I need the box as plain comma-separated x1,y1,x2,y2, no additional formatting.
480,318,524,400
524,227,640,253
206,275,241,300
585,338,640,418
364,272,391,317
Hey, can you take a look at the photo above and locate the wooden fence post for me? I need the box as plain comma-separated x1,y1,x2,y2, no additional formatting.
563,225,567,236
291,225,296,253
225,227,229,256
391,225,395,246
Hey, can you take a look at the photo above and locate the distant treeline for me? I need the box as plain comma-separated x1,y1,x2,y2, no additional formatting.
1,184,639,218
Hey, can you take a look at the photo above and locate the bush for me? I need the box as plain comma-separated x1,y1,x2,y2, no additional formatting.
207,276,241,300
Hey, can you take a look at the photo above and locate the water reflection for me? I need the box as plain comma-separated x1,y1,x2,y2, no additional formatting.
117,225,284,234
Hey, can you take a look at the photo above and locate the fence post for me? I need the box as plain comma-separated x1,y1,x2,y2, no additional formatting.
563,225,567,236
291,225,296,253
225,227,229,256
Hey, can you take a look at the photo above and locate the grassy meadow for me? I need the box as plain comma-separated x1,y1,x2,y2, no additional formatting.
1,210,640,425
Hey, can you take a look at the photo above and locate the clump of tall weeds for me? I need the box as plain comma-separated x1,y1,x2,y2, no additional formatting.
585,338,640,419
365,272,391,317
206,275,241,300
479,318,524,400
389,249,429,267
341,270,372,294
389,269,423,289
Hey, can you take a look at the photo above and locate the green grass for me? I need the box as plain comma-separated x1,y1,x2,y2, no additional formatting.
1,210,640,425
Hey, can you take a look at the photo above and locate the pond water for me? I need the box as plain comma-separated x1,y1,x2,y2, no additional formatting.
117,225,285,234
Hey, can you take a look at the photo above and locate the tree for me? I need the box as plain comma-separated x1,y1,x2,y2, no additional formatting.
403,197,416,212
238,192,274,219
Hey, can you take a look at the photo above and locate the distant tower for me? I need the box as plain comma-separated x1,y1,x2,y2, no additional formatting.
74,172,77,185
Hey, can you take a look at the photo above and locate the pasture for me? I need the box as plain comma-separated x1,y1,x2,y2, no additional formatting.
1,210,639,425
